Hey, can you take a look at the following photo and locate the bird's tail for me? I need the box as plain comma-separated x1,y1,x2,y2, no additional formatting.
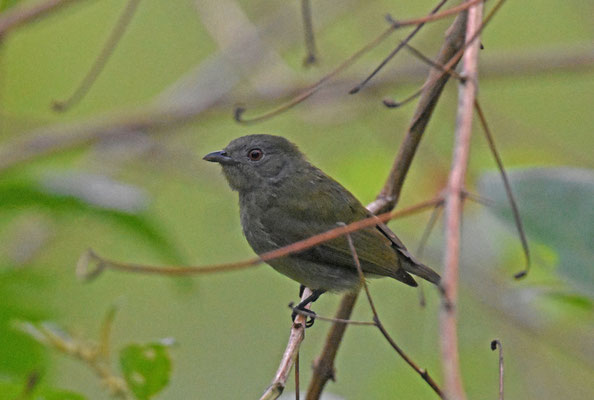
401,259,441,286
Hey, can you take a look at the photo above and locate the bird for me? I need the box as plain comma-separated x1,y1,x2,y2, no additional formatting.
204,134,440,324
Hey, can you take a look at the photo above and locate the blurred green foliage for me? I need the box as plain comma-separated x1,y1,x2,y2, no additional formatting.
0,0,593,399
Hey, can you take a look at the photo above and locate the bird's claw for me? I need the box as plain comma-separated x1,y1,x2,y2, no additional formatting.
291,305,317,328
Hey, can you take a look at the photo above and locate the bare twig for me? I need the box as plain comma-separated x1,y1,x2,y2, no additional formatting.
0,0,87,36
383,0,508,109
348,0,449,94
290,305,375,326
306,291,358,399
439,2,484,400
491,340,504,400
474,100,531,278
300,0,317,65
344,232,444,398
415,200,445,307
76,197,442,281
235,0,482,124
369,12,468,214
306,13,469,399
53,0,142,111
260,288,313,400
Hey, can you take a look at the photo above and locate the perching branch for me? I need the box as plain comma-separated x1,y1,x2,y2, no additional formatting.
259,288,313,400
53,0,142,111
306,12,470,400
439,2,484,400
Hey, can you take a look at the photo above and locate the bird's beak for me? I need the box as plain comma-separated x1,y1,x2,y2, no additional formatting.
203,150,237,165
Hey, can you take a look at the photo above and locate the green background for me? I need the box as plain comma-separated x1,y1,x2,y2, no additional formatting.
1,0,593,398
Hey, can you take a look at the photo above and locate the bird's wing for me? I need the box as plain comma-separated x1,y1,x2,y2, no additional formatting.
261,172,416,285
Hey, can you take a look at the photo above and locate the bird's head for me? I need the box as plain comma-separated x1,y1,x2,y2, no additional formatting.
203,134,305,192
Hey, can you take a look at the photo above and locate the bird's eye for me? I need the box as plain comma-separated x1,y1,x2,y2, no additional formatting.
247,148,263,161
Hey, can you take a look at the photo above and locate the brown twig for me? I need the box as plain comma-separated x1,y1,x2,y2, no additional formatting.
474,100,531,278
290,305,375,326
344,232,444,398
234,0,482,124
0,0,87,36
306,13,470,400
370,12,468,214
76,197,442,280
490,340,504,400
383,0,508,109
415,199,445,307
439,2,484,400
260,288,313,400
52,0,142,111
300,0,317,66
348,0,449,94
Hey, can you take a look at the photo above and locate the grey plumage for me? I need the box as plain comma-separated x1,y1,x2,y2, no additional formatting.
204,134,441,293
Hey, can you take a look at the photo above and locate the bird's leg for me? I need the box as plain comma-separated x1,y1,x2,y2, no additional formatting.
299,284,306,297
291,289,326,328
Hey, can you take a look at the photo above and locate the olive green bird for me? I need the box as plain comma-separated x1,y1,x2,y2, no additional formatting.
204,135,440,323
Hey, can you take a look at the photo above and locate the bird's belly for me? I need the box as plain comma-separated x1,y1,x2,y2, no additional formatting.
267,256,360,292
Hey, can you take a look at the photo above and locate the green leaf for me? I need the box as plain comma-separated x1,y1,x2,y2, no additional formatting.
479,167,594,297
0,177,185,264
0,380,87,400
120,343,172,400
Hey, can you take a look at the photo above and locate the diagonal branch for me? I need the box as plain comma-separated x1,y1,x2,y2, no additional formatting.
344,232,444,398
439,2,484,400
306,12,469,400
234,0,481,124
474,100,531,278
76,197,442,280
260,288,313,400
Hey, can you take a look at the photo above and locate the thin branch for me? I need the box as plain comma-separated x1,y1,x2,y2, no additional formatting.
348,0,449,94
439,2,484,400
76,197,442,281
305,291,358,399
306,13,470,399
474,100,530,278
234,0,482,124
344,232,444,398
490,340,504,400
290,305,375,326
260,288,313,400
52,0,142,111
300,0,317,66
0,0,87,36
383,0,508,109
234,25,395,124
415,200,445,307
369,12,468,214
295,351,300,400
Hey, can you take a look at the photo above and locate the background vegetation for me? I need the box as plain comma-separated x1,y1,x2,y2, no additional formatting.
0,0,592,399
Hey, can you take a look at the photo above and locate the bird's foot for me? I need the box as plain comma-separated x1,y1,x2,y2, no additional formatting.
290,302,317,328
